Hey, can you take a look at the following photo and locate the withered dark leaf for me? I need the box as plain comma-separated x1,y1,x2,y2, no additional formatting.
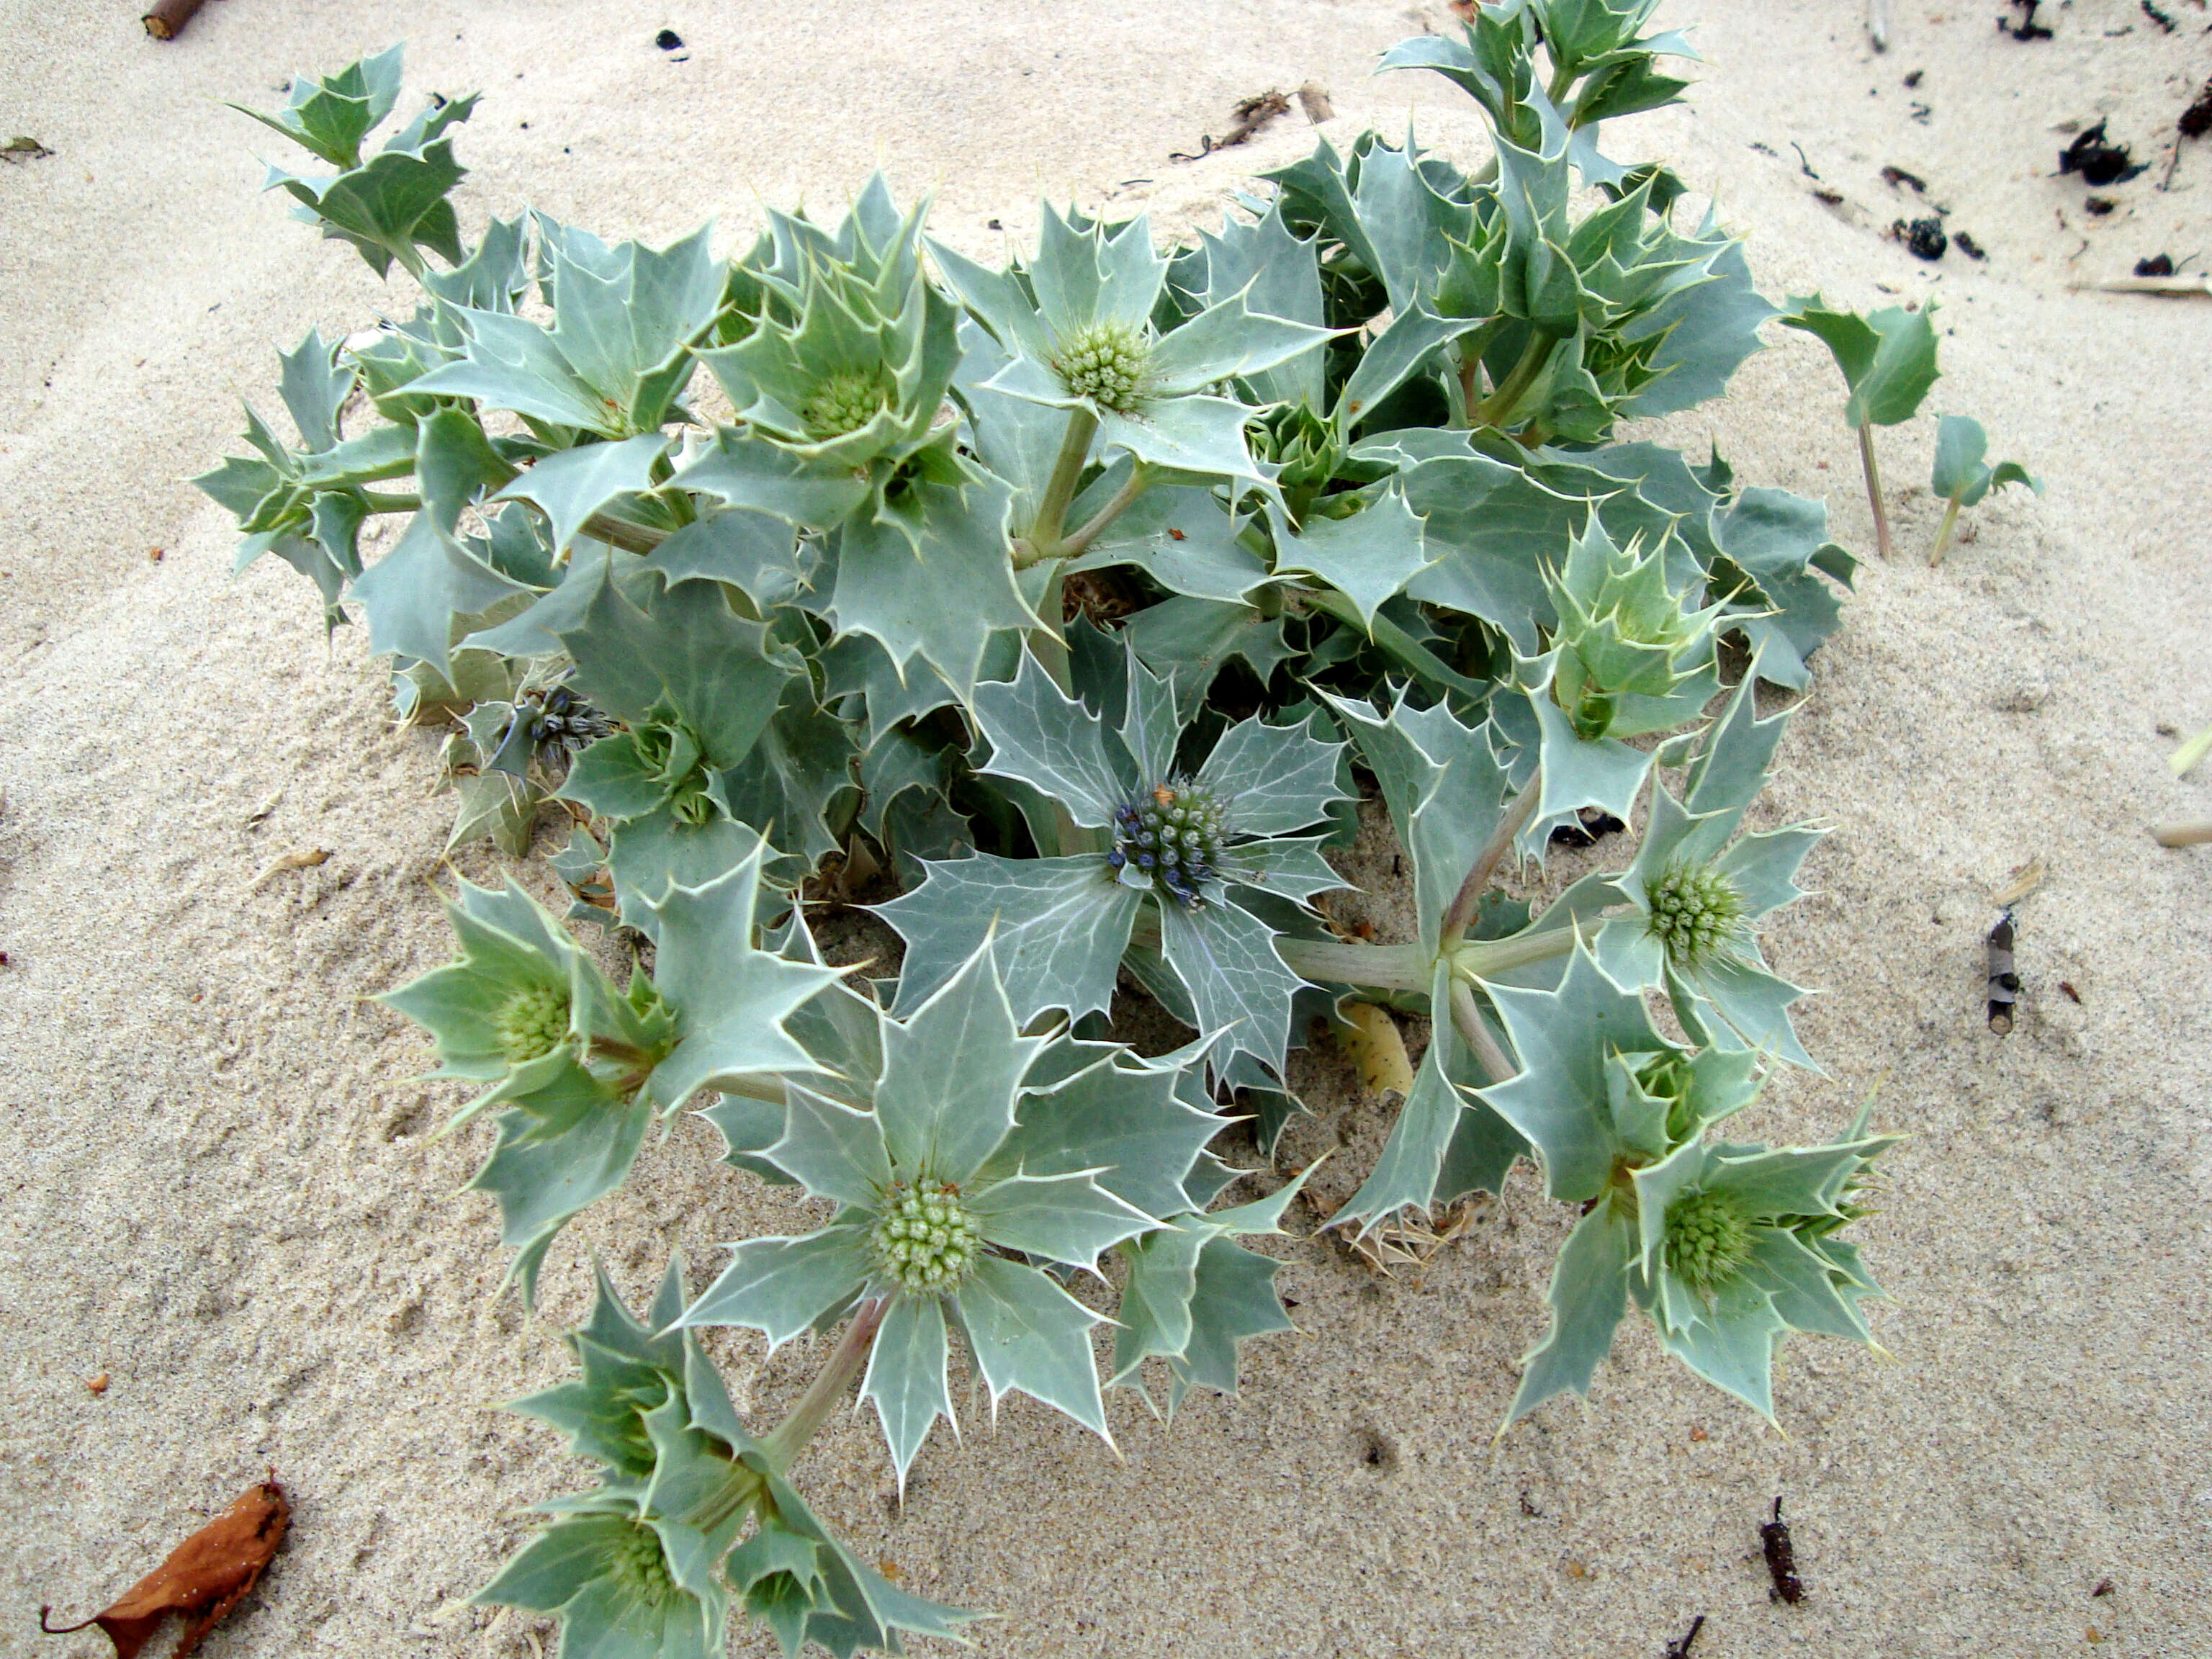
42,1476,289,1659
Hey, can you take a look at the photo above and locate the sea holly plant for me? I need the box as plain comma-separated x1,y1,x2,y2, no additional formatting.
196,9,1923,1653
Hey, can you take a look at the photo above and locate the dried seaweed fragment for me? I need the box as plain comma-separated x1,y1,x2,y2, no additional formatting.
41,1476,289,1659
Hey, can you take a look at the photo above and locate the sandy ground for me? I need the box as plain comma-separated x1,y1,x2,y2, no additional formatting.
4,1,2211,1655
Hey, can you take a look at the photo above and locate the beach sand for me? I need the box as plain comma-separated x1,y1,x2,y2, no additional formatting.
2,1,2208,1654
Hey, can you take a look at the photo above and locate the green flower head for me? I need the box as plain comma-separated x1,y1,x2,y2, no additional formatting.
1644,857,1746,968
1053,319,1151,413
1662,1185,1755,1292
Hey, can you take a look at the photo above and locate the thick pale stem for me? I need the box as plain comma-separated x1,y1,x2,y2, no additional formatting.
1059,466,1151,558
1275,938,1434,994
1438,781,1542,952
1449,979,1516,1084
1928,495,1963,566
2153,819,2212,848
1017,408,1100,567
1452,919,1590,980
760,1296,889,1473
1470,331,1554,430
1858,421,1894,561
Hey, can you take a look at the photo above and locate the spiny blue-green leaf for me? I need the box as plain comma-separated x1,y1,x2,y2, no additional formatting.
1710,487,1855,692
1330,963,1468,1234
969,1169,1155,1271
971,647,1124,824
670,427,873,527
991,1045,1227,1221
637,844,845,1110
678,1223,872,1348
1157,894,1307,1079
770,1084,894,1210
493,432,670,554
472,1512,721,1659
861,1292,953,1488
1475,943,1671,1202
1504,1195,1637,1428
232,45,405,168
1064,478,1269,603
831,472,1034,703
715,685,864,873
350,511,531,678
873,940,1044,1184
1123,595,1298,717
1184,199,1327,407
953,1254,1110,1438
1273,487,1436,630
1195,711,1351,838
876,853,1140,1024
642,508,811,613
1218,835,1344,904
468,1056,655,1305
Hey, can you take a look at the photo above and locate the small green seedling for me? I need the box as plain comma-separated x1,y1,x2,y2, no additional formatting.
1927,415,2042,565
1780,295,1940,560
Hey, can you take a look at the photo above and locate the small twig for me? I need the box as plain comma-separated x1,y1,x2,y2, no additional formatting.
143,0,206,40
2153,819,2212,847
1663,1614,1708,1659
249,847,331,890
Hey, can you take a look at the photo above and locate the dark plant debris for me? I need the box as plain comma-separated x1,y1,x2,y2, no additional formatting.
2002,0,2054,40
1881,164,1928,193
1903,70,1924,89
2180,79,2212,141
1894,216,1948,259
2134,253,2175,276
1761,1498,1805,1604
2,135,55,164
1910,102,1934,125
2092,1577,2116,1596
1663,1614,1708,1658
1549,808,1627,849
2141,0,2176,32
2084,196,2117,217
1172,89,1295,161
41,1475,289,1659
1986,911,2020,1035
2060,979,2085,1004
1956,230,1988,259
655,29,684,49
2060,122,2148,187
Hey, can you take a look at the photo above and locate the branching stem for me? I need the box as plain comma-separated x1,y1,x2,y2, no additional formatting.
1274,938,1433,993
1470,331,1554,430
1857,421,1894,561
1438,780,1542,952
760,1295,889,1473
1016,408,1100,567
1449,979,1516,1084
1058,466,1152,558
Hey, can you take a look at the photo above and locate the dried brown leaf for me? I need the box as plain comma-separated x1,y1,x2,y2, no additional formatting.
42,1476,289,1659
